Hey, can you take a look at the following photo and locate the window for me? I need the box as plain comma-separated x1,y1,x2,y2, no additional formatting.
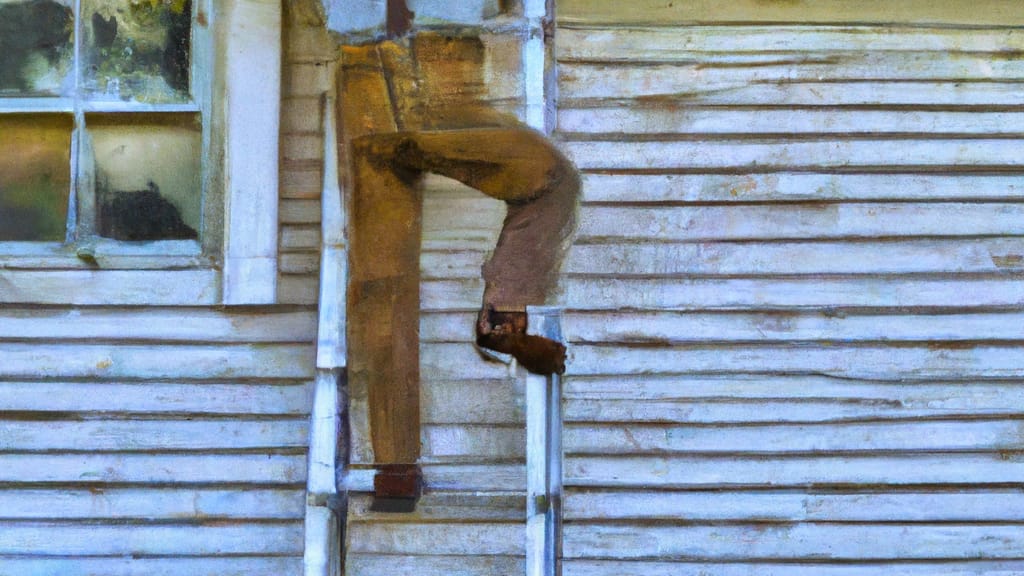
0,0,283,305
0,0,210,255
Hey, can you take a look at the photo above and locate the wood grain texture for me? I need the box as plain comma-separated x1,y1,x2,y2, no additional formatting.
565,454,1024,488
0,558,304,576
554,18,1024,571
563,489,1024,522
557,0,1024,26
0,381,312,415
0,523,303,556
562,523,1024,560
0,488,304,520
0,454,307,484
562,561,1024,576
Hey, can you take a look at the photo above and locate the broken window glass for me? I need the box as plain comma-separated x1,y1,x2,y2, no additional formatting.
89,114,200,240
0,0,74,96
83,0,191,103
0,115,73,241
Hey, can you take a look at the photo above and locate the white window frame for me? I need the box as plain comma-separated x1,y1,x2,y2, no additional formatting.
0,0,280,305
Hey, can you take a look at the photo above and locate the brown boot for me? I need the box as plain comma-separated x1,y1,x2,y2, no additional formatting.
476,307,567,376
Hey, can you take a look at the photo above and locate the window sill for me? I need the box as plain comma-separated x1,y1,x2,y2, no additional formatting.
0,239,213,270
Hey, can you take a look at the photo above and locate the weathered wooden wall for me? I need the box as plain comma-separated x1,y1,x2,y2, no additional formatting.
554,4,1024,574
0,7,326,574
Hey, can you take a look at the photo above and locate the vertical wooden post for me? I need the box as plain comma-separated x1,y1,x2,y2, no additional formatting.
338,45,423,509
525,306,564,576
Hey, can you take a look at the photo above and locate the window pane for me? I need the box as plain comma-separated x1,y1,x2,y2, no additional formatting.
0,115,73,241
89,114,200,241
0,0,74,96
83,0,191,103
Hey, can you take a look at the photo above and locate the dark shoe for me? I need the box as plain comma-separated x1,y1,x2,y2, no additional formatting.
476,306,566,375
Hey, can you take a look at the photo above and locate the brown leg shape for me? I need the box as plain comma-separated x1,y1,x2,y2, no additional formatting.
348,138,423,509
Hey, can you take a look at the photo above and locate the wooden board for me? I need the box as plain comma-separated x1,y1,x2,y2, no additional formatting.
557,0,1024,26
564,140,1024,171
562,523,1024,560
0,523,303,556
578,174,1024,203
561,310,1024,344
0,419,309,451
575,203,1024,242
557,26,1024,57
0,309,316,342
0,557,304,576
0,381,312,415
346,522,524,555
567,343,1024,379
564,82,1024,107
559,109,1024,136
346,554,524,576
564,375,1024,424
0,270,220,305
0,454,307,484
563,420,1024,455
0,488,304,520
558,276,1024,310
0,344,315,380
562,560,1024,576
565,453,1024,488
563,489,1024,522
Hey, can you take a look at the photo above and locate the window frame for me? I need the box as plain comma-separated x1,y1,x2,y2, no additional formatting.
0,0,281,305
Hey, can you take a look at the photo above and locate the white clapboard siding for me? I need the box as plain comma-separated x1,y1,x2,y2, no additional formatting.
0,270,220,305
558,26,1024,57
0,523,303,556
562,524,1024,561
422,424,525,461
565,140,1024,170
0,343,314,379
564,490,1024,522
0,381,311,415
563,310,1024,343
560,109,1024,135
0,307,316,568
554,17,1024,573
566,240,1024,275
426,276,1024,311
346,522,524,555
558,60,1024,100
559,276,1024,310
580,173,1024,203
570,81,1024,107
0,453,307,484
0,308,316,342
564,454,1024,487
0,488,304,520
435,238,1024,277
568,344,1024,379
563,560,1024,576
564,376,1024,424
0,419,309,451
346,554,524,576
575,203,1024,241
563,420,1024,454
0,557,304,576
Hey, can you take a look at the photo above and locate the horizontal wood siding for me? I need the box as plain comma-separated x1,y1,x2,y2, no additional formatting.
0,307,315,572
556,20,1024,574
